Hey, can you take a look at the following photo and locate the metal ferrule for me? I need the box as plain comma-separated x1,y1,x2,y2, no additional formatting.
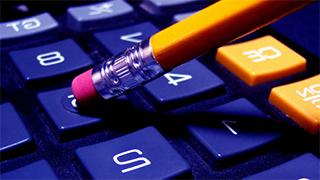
91,39,165,100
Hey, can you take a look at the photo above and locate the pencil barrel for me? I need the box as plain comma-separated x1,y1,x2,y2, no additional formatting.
151,0,313,70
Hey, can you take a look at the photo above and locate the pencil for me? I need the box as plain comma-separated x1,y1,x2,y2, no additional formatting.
71,0,312,105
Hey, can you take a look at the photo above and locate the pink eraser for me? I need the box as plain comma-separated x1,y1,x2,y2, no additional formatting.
71,69,101,106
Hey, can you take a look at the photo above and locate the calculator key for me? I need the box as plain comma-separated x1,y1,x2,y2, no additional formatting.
37,87,102,140
188,98,281,160
67,0,134,32
173,12,195,22
76,127,190,179
269,75,320,134
95,22,158,55
140,0,209,16
0,13,58,42
144,60,224,105
216,35,306,86
0,103,33,159
9,39,92,84
245,153,319,179
1,160,57,179
271,2,320,58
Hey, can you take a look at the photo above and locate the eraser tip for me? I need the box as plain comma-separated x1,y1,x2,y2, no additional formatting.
71,69,101,106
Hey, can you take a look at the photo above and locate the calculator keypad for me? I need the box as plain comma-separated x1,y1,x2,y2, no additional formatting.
0,1,319,179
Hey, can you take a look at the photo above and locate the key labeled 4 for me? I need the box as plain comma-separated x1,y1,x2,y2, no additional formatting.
269,75,320,134
216,35,306,86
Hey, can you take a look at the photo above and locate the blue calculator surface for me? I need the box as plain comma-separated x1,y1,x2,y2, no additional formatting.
0,1,319,179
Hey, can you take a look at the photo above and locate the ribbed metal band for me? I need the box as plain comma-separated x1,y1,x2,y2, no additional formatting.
91,39,165,100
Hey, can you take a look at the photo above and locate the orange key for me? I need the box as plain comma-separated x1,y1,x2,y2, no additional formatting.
216,35,306,86
269,75,320,134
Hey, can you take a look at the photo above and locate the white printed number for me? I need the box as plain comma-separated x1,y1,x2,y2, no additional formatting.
164,73,192,86
36,51,65,66
6,18,41,32
113,149,151,173
243,46,282,62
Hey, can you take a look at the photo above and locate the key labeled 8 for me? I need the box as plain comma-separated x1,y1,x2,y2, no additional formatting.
37,51,65,66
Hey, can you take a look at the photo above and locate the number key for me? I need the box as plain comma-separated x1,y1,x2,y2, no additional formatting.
76,127,190,179
144,60,224,106
188,98,281,161
9,39,92,85
37,87,102,140
37,87,131,140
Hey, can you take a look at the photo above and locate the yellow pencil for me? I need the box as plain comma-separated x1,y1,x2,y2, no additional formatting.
71,0,312,105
